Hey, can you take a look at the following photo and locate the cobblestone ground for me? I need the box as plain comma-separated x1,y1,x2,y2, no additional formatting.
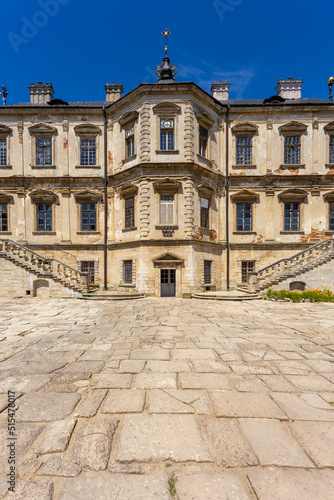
0,297,334,499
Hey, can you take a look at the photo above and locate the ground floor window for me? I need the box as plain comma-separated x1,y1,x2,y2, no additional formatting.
123,260,133,284
330,202,334,231
241,261,255,283
0,204,8,231
204,260,212,284
80,261,95,284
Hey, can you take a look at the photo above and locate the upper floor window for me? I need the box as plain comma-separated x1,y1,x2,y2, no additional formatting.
81,203,96,231
330,202,334,231
37,204,52,231
125,127,135,158
123,260,133,284
284,136,300,165
236,137,252,165
36,137,52,165
160,119,174,151
199,125,209,157
160,194,174,225
0,203,8,231
125,196,135,228
237,203,252,231
200,197,210,228
80,139,96,166
284,203,300,231
330,136,334,164
0,139,7,166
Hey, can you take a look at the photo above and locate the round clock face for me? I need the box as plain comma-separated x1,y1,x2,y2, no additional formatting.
161,119,174,129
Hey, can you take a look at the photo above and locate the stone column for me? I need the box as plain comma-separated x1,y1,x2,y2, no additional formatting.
17,189,27,242
184,103,194,162
184,178,194,239
265,187,275,241
62,120,70,177
139,179,150,239
60,189,71,243
17,122,24,176
140,104,150,162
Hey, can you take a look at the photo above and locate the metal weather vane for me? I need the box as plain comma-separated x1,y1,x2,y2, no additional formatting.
162,29,171,55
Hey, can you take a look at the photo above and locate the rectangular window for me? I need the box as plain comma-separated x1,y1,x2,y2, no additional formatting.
36,137,52,165
284,136,300,164
160,194,174,225
80,138,96,165
81,261,95,284
236,137,252,165
81,203,96,231
160,119,174,151
199,125,208,157
0,204,8,231
330,136,334,164
0,139,7,166
125,127,135,158
125,197,135,228
330,202,334,231
237,203,252,231
200,197,209,228
204,260,212,284
123,260,133,284
242,261,255,283
284,203,300,231
37,204,52,231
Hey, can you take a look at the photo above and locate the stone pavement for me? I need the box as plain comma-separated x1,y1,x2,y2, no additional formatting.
0,297,333,499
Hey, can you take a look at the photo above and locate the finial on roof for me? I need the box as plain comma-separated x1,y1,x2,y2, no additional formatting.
162,29,171,55
155,29,177,83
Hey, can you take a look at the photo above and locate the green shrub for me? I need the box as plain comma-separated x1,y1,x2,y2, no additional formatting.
267,287,334,303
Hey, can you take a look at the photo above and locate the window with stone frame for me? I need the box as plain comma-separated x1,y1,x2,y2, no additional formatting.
200,197,210,228
36,137,52,165
0,203,8,231
125,196,135,228
29,124,57,167
330,136,334,164
236,136,252,165
80,138,96,166
241,261,255,283
284,203,300,231
125,126,135,158
160,119,174,151
284,136,300,165
199,125,209,157
329,201,334,231
81,203,96,231
237,203,252,231
80,261,96,284
160,194,174,225
0,139,7,166
37,203,52,231
123,260,133,284
204,260,212,284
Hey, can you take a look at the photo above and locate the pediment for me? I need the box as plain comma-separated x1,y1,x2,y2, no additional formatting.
278,121,307,135
28,123,57,135
118,111,139,128
0,191,13,203
231,122,258,136
196,110,215,128
119,183,138,197
74,124,101,136
231,189,260,202
29,189,58,203
323,191,334,202
197,184,215,198
0,125,12,136
278,189,308,202
324,121,334,134
153,252,184,264
153,102,181,115
153,178,182,193
74,190,103,202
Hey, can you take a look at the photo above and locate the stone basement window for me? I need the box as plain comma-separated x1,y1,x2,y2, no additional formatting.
123,260,133,284
0,203,8,231
79,260,98,284
241,261,255,283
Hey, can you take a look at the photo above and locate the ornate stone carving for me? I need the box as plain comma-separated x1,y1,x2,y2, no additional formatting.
140,104,150,162
184,103,194,161
139,179,150,238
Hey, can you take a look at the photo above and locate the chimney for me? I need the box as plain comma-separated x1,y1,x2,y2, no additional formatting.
211,81,230,101
105,82,123,102
29,82,54,104
276,77,303,99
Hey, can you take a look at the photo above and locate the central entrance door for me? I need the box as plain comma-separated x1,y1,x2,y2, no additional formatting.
161,269,176,297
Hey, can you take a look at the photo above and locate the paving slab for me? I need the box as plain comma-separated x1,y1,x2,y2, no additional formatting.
176,473,253,500
288,421,334,466
115,414,213,462
10,479,54,500
130,349,170,360
231,376,269,392
34,419,77,454
0,375,54,393
16,393,81,422
204,419,258,467
239,418,313,467
180,373,231,389
191,360,231,373
248,468,334,500
210,391,287,418
173,349,216,360
145,360,191,372
148,389,208,414
0,423,44,474
271,392,334,421
100,389,146,413
74,389,107,417
91,374,132,389
119,360,146,373
134,373,177,389
58,474,170,500
56,360,105,374
38,455,81,477
72,418,119,470
285,374,334,391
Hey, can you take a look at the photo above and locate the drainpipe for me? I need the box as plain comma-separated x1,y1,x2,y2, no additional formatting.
225,104,230,290
103,106,108,290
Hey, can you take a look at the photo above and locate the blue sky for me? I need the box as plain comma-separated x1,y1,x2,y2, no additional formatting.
1,0,333,104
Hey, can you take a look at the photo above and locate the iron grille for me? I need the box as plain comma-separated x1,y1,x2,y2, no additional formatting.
123,260,133,284
204,260,212,284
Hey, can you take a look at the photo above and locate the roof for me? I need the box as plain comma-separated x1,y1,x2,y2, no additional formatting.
5,101,110,108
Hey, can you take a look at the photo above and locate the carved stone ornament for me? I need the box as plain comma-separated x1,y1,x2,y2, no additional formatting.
28,123,57,136
231,122,258,136
153,178,181,193
230,189,260,203
74,124,101,136
278,121,307,136
119,111,139,128
29,189,59,204
0,125,12,136
73,190,103,202
278,189,308,202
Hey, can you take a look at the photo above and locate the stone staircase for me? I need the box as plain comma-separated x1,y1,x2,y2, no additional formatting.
0,238,90,295
249,238,334,292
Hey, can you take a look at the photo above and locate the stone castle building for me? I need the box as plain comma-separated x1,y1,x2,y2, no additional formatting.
1,51,334,298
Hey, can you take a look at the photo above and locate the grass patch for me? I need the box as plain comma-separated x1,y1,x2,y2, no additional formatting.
168,473,177,498
267,288,334,303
